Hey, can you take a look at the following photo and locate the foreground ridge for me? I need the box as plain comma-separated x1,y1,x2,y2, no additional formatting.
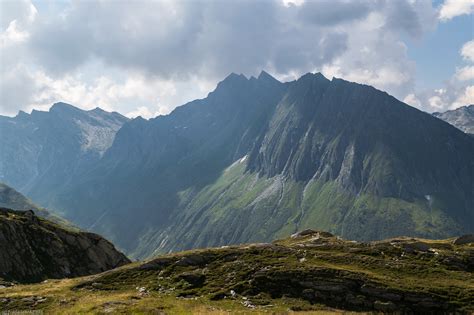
1,230,472,313
0,208,130,283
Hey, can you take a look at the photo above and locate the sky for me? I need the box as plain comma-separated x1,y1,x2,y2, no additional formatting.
0,0,473,118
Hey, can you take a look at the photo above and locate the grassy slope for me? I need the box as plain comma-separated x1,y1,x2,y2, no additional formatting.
1,232,472,313
135,159,464,257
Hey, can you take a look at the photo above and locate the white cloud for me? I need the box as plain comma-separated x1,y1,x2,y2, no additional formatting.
282,0,304,7
403,93,421,107
0,20,29,46
455,66,474,81
406,37,474,113
126,106,157,119
0,0,442,116
451,85,474,108
461,40,474,62
439,0,473,21
429,95,444,109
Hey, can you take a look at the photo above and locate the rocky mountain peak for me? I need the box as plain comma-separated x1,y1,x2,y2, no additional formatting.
50,102,81,114
433,104,474,134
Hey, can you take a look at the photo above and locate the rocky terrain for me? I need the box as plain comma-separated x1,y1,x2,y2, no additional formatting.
433,104,474,134
0,230,472,313
0,208,130,283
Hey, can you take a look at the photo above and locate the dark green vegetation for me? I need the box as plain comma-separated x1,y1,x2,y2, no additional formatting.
1,72,473,259
0,207,130,283
2,230,472,313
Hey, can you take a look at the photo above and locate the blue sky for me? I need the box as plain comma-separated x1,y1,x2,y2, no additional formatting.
1,0,473,117
408,13,472,90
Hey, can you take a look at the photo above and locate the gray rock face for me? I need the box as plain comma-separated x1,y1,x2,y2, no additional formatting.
0,207,130,283
433,105,474,134
0,103,129,205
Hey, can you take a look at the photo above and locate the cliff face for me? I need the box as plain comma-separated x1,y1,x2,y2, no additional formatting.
0,208,130,283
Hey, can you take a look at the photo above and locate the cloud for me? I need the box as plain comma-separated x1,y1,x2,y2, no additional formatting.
0,64,38,114
24,0,435,81
451,85,474,108
404,93,422,107
0,0,443,116
26,0,357,78
298,0,372,26
405,36,474,112
126,107,158,119
455,66,474,81
0,0,36,31
428,95,444,109
439,0,473,21
461,40,474,62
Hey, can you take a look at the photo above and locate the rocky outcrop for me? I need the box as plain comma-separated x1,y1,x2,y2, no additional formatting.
76,231,474,313
0,208,130,283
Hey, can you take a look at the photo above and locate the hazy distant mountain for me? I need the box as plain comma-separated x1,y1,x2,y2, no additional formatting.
433,105,474,134
0,103,129,207
0,182,70,227
34,72,473,259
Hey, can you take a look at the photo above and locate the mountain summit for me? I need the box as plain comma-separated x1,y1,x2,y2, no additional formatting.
0,104,129,204
2,73,473,259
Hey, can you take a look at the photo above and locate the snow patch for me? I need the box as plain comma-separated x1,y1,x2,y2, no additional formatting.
225,155,248,172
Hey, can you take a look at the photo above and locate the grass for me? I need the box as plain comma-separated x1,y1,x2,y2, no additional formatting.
0,276,344,314
139,154,469,258
1,231,472,314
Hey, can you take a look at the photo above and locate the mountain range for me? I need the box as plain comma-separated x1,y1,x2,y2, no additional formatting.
0,103,128,205
1,72,473,258
433,104,474,135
